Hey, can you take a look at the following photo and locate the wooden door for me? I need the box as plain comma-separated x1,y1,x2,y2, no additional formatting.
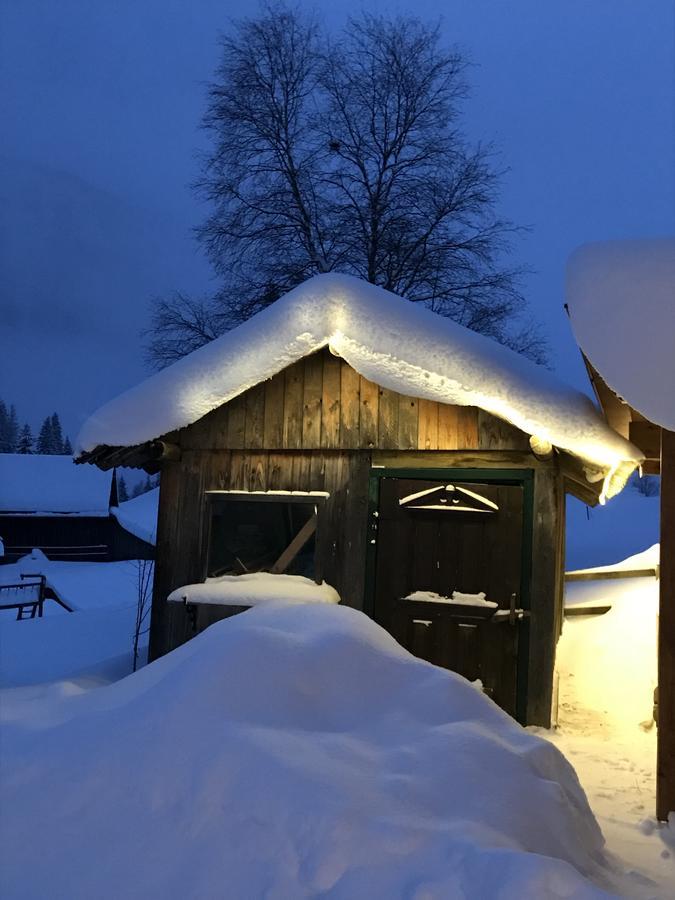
373,476,525,716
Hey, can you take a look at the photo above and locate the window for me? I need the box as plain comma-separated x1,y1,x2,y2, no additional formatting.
205,492,326,580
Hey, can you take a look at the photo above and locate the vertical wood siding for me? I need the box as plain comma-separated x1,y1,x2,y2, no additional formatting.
177,349,482,453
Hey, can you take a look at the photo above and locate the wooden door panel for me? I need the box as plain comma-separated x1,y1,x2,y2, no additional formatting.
374,476,524,716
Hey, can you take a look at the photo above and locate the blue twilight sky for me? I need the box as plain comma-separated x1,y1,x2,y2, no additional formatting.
1,0,674,443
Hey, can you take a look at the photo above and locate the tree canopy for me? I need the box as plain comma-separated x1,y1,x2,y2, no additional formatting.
147,4,545,368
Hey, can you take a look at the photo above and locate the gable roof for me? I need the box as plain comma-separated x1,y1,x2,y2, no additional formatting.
0,454,114,516
76,273,642,500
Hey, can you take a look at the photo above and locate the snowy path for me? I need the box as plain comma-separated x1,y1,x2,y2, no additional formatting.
537,566,675,898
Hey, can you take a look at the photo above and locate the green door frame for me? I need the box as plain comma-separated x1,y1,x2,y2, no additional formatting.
365,467,535,724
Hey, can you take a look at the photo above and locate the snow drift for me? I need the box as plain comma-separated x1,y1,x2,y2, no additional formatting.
1,603,621,898
76,273,641,499
567,238,675,431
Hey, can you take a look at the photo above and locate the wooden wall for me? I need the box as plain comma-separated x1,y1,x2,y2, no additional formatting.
150,449,371,659
171,348,517,453
150,350,564,726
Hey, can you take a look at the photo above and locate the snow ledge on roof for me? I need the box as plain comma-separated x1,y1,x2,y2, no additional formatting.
77,273,643,499
567,237,675,432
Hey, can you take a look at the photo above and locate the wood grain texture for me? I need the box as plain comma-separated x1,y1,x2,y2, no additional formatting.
526,468,563,727
282,360,304,449
321,353,342,448
173,350,525,455
150,449,373,657
658,428,675,820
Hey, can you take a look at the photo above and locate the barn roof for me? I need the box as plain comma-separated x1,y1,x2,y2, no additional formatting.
567,238,675,432
76,273,642,499
0,454,114,516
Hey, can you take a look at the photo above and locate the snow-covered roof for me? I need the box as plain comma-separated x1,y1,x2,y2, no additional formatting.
567,238,675,431
0,454,113,516
77,273,642,499
111,487,159,546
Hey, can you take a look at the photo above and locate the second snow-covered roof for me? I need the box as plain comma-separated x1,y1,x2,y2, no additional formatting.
77,274,642,498
0,454,113,515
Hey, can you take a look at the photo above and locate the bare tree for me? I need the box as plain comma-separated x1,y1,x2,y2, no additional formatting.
132,559,154,672
147,4,546,367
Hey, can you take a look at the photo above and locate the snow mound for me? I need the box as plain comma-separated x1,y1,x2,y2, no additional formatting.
112,486,159,545
1,604,621,898
77,273,641,499
567,238,675,431
167,572,340,606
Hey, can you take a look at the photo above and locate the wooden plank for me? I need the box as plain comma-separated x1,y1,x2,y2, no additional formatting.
291,452,312,488
417,399,439,450
247,453,268,492
359,376,379,448
457,406,479,449
321,353,342,448
180,405,229,450
267,453,285,491
339,452,370,609
229,451,250,490
270,515,317,574
372,450,546,470
302,353,323,448
377,388,399,449
263,375,285,448
282,361,304,449
437,404,459,449
477,409,529,451
244,383,265,450
527,468,562,726
397,395,418,450
565,567,657,582
340,363,361,449
226,395,246,449
657,427,675,820
630,420,661,460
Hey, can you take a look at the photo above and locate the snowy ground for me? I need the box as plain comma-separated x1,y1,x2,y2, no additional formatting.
0,488,671,897
534,548,675,898
0,553,149,686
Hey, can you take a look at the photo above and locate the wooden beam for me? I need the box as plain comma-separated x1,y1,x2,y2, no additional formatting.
629,421,661,462
558,453,603,506
657,428,675,820
270,514,317,575
581,354,631,438
565,568,657,582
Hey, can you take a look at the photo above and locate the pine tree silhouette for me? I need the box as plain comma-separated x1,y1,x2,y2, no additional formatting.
17,424,33,454
36,417,53,454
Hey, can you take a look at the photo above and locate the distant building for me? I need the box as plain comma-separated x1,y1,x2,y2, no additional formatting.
0,454,155,563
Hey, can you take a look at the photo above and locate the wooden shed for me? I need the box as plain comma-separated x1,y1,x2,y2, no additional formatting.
76,274,642,727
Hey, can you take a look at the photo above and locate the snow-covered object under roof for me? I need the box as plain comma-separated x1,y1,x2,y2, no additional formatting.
0,454,113,516
77,273,642,499
167,573,340,607
567,238,675,431
112,487,159,546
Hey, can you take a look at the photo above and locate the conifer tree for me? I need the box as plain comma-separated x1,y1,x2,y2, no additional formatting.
118,475,129,502
0,401,8,452
36,417,53,454
17,424,33,454
50,413,64,454
0,403,19,452
63,436,73,455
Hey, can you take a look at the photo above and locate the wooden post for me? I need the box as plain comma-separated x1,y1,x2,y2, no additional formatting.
657,428,675,820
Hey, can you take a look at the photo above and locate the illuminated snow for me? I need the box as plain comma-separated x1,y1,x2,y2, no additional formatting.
567,238,675,431
77,274,642,497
